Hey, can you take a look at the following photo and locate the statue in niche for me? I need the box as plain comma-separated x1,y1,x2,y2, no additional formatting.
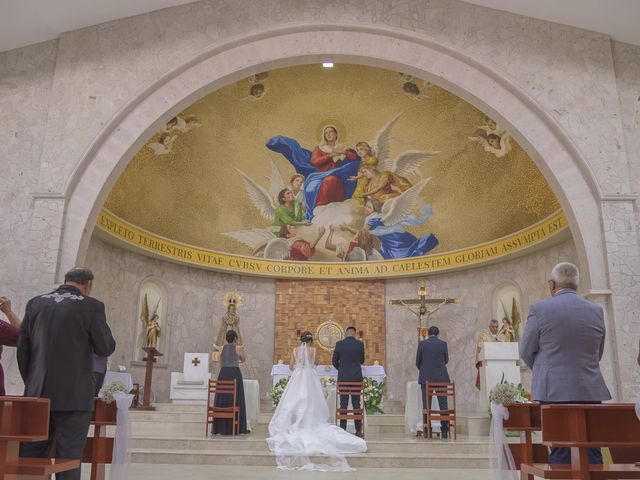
498,297,522,341
140,294,162,350
145,314,161,348
214,292,243,350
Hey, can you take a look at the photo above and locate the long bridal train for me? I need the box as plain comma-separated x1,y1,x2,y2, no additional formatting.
266,343,367,471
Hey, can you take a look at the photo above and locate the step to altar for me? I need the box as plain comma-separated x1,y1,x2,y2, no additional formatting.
126,403,492,469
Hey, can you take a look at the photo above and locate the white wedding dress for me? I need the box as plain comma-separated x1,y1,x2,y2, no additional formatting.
266,343,367,471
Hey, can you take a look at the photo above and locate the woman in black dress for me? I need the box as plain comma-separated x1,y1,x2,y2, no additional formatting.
212,330,248,435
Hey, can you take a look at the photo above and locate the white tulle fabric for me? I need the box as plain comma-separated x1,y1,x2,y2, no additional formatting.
267,343,367,471
489,404,518,480
109,393,134,480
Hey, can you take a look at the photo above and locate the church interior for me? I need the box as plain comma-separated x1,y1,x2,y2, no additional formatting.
1,1,639,478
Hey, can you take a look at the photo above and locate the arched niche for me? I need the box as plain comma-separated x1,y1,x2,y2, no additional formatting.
57,24,606,292
134,276,169,362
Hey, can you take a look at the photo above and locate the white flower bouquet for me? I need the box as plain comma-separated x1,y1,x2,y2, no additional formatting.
99,380,130,404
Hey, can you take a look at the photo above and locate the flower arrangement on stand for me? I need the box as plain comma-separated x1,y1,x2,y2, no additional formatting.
271,377,290,407
99,380,130,404
489,382,531,438
489,382,531,407
363,377,384,414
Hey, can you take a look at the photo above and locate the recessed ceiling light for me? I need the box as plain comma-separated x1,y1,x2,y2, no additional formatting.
322,62,334,68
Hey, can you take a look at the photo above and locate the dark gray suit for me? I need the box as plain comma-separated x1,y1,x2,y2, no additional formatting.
520,289,610,464
332,336,365,431
416,335,450,433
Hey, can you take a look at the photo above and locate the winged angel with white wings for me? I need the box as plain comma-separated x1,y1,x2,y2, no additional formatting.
223,161,317,260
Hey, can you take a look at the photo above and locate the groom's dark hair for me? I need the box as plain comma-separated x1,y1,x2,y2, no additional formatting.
345,326,356,336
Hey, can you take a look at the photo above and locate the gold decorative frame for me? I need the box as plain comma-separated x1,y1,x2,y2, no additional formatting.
316,321,345,352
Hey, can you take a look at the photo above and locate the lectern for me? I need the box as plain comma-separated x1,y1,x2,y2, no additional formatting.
137,346,163,411
478,342,521,411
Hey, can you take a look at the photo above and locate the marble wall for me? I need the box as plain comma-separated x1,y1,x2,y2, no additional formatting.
0,0,639,401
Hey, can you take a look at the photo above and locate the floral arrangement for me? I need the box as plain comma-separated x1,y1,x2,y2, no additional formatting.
271,377,290,406
489,382,531,406
363,377,384,414
99,380,130,404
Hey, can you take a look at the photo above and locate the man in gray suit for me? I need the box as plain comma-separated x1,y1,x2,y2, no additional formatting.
521,262,611,464
416,326,450,438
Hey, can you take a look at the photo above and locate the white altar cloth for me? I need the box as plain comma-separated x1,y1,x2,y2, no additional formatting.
404,381,441,434
243,379,260,430
270,364,386,385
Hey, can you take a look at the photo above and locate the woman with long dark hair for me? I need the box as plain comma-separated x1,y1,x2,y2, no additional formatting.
212,329,248,435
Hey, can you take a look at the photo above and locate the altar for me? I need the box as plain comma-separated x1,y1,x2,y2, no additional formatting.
270,364,386,385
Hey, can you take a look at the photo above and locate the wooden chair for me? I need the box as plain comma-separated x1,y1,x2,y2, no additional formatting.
335,382,365,435
504,403,549,480
205,380,239,437
0,396,79,479
81,398,117,480
521,403,640,480
422,382,457,439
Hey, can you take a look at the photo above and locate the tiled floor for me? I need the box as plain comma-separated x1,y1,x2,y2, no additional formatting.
82,464,492,479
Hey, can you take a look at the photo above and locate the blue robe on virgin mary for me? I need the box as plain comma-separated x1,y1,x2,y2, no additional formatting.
266,135,361,221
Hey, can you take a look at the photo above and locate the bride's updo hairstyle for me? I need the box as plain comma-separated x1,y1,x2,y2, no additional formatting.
300,331,314,344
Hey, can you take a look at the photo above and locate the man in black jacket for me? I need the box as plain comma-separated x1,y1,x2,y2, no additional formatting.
332,326,365,437
18,267,116,480
416,325,450,438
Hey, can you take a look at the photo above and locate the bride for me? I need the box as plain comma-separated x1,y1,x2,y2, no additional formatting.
266,331,367,471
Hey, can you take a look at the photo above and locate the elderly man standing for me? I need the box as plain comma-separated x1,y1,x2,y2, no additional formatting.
475,319,504,389
18,267,116,480
520,262,610,465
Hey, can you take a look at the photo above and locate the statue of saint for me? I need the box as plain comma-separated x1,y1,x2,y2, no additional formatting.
214,299,243,350
140,293,162,352
498,317,516,342
145,313,161,349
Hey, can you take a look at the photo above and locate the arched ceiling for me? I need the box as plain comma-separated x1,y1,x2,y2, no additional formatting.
1,0,639,53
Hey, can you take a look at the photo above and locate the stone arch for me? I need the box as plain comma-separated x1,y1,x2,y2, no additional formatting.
59,23,607,291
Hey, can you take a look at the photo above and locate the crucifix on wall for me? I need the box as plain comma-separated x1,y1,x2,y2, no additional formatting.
388,280,458,340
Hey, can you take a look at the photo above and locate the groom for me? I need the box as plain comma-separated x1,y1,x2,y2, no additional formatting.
332,326,365,438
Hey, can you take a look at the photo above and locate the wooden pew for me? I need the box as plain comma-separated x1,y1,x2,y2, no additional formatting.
504,403,549,480
82,398,117,480
521,404,640,480
0,396,79,479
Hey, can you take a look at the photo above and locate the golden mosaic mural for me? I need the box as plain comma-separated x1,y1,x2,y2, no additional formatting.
99,64,565,277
